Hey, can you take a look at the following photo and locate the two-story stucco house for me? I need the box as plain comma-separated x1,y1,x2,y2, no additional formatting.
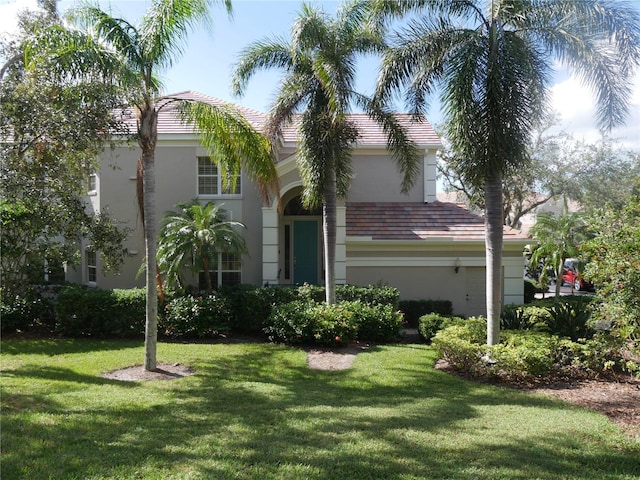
68,91,529,317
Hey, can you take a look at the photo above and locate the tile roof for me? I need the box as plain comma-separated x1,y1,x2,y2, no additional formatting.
120,91,267,134
120,91,440,147
280,113,440,147
346,202,530,242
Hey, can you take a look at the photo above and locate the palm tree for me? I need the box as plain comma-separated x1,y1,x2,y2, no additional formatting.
374,0,640,345
24,0,277,370
232,0,420,304
158,201,248,294
529,212,586,299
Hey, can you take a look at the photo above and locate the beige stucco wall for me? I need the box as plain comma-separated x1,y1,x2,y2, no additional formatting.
346,244,525,317
82,138,525,313
87,139,265,290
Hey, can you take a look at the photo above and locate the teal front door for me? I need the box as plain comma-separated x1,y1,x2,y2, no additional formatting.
293,220,319,284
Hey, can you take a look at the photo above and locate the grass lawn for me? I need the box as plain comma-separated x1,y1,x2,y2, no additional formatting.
1,339,638,479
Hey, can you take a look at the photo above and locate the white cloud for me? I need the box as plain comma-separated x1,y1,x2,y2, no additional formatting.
551,73,640,150
0,0,40,36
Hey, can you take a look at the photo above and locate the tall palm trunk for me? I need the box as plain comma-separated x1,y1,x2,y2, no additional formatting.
324,165,337,304
485,172,503,346
139,105,158,371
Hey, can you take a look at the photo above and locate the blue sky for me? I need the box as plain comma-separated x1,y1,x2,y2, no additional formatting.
1,0,639,149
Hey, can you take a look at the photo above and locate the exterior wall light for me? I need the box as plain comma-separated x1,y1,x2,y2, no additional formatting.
454,257,461,274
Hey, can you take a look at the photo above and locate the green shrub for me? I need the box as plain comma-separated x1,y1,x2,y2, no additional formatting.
418,313,465,343
491,331,558,378
523,279,545,303
501,304,553,330
337,285,400,308
296,284,326,303
263,299,403,346
529,295,595,310
295,284,401,308
161,294,231,339
553,333,631,376
432,318,488,373
433,305,632,380
0,290,52,333
344,301,404,342
264,301,358,346
399,299,453,327
55,286,145,337
547,298,594,341
221,284,297,334
433,318,558,379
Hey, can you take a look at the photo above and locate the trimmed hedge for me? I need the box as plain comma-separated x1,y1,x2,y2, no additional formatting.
264,300,403,346
221,284,297,334
0,291,53,333
161,294,231,339
399,299,453,328
221,283,401,335
432,315,634,379
49,284,442,347
54,285,145,337
418,313,465,343
337,285,400,308
431,318,488,373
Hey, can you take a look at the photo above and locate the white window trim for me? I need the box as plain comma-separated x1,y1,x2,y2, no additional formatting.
87,172,97,196
199,252,242,289
196,156,242,199
86,249,97,286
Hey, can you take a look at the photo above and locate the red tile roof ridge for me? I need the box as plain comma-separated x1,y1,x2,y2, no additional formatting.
116,91,440,146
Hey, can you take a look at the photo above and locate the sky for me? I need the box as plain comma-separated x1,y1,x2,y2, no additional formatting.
1,0,639,150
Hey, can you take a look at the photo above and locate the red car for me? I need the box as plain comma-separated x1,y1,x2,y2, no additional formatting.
562,259,594,291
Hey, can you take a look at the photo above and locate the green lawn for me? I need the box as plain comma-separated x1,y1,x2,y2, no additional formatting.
1,340,638,479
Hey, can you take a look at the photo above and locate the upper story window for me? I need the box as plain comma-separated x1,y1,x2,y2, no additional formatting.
197,157,241,196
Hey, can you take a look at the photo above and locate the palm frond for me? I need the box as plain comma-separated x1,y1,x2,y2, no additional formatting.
157,200,247,291
69,4,142,67
176,100,278,205
358,94,421,193
232,38,293,96
24,24,127,85
265,71,314,141
139,0,227,71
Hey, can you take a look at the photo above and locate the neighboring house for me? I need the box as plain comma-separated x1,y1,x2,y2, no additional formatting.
518,196,582,234
68,91,529,317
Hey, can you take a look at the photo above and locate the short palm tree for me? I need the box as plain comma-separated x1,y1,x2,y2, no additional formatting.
158,201,248,294
25,0,277,370
529,212,586,299
374,0,640,345
233,0,420,304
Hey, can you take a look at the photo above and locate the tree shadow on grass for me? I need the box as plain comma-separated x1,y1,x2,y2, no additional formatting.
1,338,141,356
2,365,138,387
2,342,639,479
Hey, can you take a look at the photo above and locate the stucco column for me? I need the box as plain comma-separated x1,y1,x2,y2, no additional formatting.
262,206,279,285
336,205,347,285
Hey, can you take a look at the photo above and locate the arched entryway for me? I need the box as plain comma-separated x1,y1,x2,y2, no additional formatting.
261,184,347,287
281,192,322,285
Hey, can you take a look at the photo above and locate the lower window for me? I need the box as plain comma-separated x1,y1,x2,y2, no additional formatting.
86,250,97,284
198,252,241,290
